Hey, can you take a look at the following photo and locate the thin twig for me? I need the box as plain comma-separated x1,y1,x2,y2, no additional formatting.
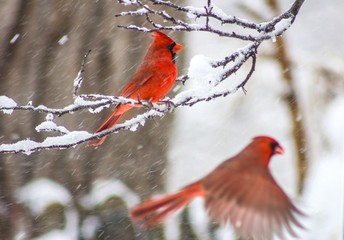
73,49,91,98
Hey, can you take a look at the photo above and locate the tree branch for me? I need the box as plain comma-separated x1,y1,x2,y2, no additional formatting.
0,0,306,153
73,49,91,98
117,0,302,41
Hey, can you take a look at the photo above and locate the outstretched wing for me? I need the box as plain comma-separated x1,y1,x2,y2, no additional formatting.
202,166,304,240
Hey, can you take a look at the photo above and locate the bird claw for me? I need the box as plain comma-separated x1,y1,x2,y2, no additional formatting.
142,100,154,109
159,98,176,111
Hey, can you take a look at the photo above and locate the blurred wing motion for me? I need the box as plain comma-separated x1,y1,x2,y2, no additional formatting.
203,167,304,240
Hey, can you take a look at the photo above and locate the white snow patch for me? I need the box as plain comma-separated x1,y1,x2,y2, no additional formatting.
129,123,139,132
297,96,344,239
115,108,163,132
73,96,97,106
265,18,292,41
74,96,110,113
81,216,101,239
120,0,138,5
73,70,82,95
17,178,72,215
301,152,343,240
45,113,54,121
184,4,230,20
184,6,205,19
211,4,230,19
35,121,70,134
133,8,149,14
188,55,222,88
0,131,91,154
215,223,236,240
33,230,72,240
188,198,212,239
165,215,181,240
182,54,224,99
82,179,139,209
184,23,204,31
0,139,38,155
0,96,17,114
41,131,92,145
126,25,150,32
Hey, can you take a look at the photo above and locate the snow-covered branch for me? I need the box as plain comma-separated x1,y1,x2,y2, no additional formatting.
0,0,305,153
116,0,303,85
0,42,256,154
0,51,252,154
117,0,302,41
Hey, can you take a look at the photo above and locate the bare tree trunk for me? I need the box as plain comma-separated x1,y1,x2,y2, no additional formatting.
266,0,308,194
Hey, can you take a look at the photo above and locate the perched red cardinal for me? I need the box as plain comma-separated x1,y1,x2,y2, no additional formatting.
130,136,304,240
88,31,183,146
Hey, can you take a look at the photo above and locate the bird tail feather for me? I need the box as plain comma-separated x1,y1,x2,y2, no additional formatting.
130,182,205,227
87,110,121,146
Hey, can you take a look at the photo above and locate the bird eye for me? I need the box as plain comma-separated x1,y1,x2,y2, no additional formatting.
269,141,284,155
167,42,176,51
166,42,177,63
270,142,278,151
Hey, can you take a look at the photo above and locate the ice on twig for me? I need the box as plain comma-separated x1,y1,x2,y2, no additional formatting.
261,18,292,41
0,96,17,114
41,131,92,146
73,70,83,98
210,5,230,19
74,96,110,113
35,121,70,134
184,6,205,19
1,139,38,155
45,113,54,121
119,0,138,6
185,4,229,20
118,8,149,16
0,131,92,154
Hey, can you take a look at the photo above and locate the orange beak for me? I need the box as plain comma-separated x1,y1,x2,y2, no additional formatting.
275,145,284,155
173,43,183,53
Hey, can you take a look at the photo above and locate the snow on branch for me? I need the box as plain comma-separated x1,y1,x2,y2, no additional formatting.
0,0,305,154
116,0,303,41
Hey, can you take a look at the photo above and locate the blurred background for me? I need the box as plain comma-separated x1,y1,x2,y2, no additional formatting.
0,0,343,239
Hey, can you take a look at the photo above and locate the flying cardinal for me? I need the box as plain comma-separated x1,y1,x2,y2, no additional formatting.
88,31,183,146
130,136,304,240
